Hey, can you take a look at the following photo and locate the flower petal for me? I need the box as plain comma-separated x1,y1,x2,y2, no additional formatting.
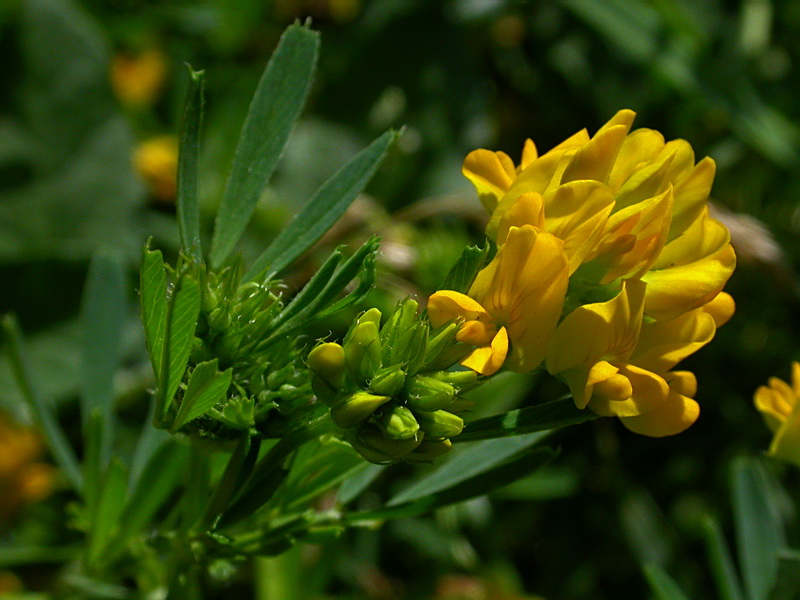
460,326,508,376
547,278,647,376
496,192,546,245
619,391,699,437
463,149,516,213
588,363,669,418
427,290,491,329
471,226,569,372
643,211,736,319
702,292,735,328
561,115,635,184
632,309,716,373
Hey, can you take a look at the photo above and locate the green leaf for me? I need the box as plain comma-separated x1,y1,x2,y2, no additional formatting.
210,23,320,268
769,551,800,600
156,274,201,425
455,397,598,442
140,244,168,381
80,248,126,462
346,447,554,522
701,515,745,600
102,441,188,567
643,564,692,600
177,66,205,258
203,436,261,529
336,464,384,505
259,237,380,348
732,456,786,600
172,359,233,432
388,431,549,506
244,130,397,280
439,243,490,294
0,545,81,567
1,315,82,491
87,457,128,567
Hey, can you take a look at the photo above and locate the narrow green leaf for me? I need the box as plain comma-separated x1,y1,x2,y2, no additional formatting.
0,545,81,567
346,448,554,522
87,457,128,567
455,397,598,442
388,431,549,506
140,244,168,381
701,515,746,600
769,551,800,600
80,248,126,462
210,23,320,268
177,66,205,258
102,441,188,566
172,359,233,432
732,456,786,600
82,409,104,512
244,130,397,280
439,243,490,294
643,564,692,600
336,464,384,505
1,315,82,491
156,274,201,424
202,436,261,528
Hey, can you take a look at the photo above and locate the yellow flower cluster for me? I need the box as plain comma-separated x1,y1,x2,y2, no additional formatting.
754,362,800,467
428,110,736,437
0,411,54,520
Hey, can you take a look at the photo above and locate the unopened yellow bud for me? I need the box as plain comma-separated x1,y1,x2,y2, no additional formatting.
414,410,464,439
369,365,407,396
405,375,456,411
375,405,419,440
343,321,382,384
331,391,390,429
350,426,423,463
308,343,346,404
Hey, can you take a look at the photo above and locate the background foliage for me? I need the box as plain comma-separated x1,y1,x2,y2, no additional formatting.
1,0,800,598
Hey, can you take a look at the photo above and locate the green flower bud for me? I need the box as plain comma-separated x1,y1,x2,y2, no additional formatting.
405,375,456,411
350,426,423,463
423,322,459,367
402,322,429,376
207,306,231,332
330,391,390,429
405,439,453,462
429,369,479,391
414,409,464,439
369,365,407,396
343,321,382,384
375,405,419,440
308,343,346,404
380,298,419,365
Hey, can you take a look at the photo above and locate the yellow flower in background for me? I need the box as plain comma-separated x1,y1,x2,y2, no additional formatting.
111,49,168,108
546,281,730,436
0,412,55,520
134,135,179,203
428,225,569,376
463,109,736,320
754,362,800,467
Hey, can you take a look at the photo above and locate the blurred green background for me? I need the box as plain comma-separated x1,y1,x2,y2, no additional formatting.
2,0,800,598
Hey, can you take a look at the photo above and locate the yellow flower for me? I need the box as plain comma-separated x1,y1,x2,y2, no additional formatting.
134,135,179,203
463,109,736,320
428,225,569,376
546,281,730,436
0,412,55,520
754,362,800,467
111,49,168,108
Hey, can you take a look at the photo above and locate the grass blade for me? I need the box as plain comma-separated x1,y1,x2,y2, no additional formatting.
80,248,126,463
210,23,320,268
177,66,205,258
455,397,598,442
244,130,397,281
643,564,692,600
702,515,746,600
732,456,786,600
1,314,82,491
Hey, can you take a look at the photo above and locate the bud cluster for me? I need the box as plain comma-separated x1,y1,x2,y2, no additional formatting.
307,299,480,463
